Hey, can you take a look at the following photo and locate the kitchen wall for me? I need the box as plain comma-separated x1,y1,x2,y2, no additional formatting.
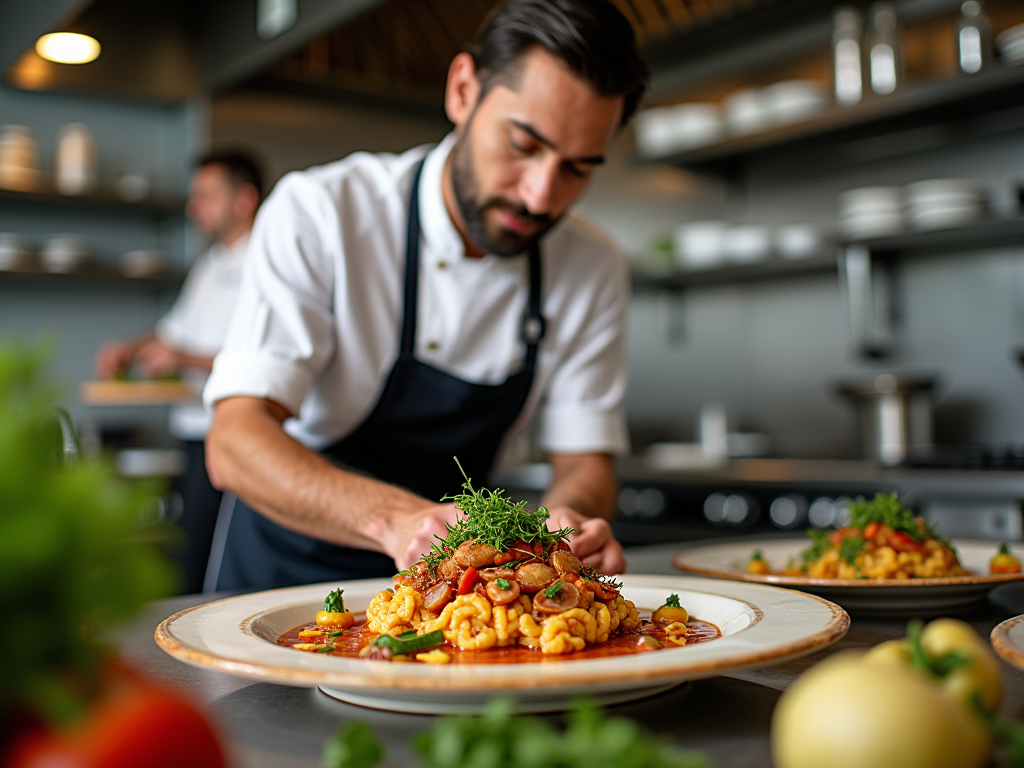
580,124,1024,457
0,84,199,436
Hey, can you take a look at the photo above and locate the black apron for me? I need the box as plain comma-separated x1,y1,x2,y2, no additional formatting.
212,158,545,591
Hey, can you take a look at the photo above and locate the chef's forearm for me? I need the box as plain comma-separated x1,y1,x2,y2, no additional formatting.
543,453,618,521
205,396,428,555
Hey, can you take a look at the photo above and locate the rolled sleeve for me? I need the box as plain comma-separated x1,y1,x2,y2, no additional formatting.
203,349,313,416
538,402,629,455
202,172,339,416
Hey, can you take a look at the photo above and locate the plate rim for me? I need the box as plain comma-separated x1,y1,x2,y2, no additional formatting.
672,538,1024,589
154,575,850,691
991,614,1024,671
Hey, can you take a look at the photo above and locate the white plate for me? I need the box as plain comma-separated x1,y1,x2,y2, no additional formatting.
673,539,1024,616
155,575,849,714
991,614,1024,671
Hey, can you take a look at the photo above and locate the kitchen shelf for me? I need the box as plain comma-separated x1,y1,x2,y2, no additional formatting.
0,267,184,289
0,187,186,216
633,252,837,290
842,216,1024,255
633,216,1024,290
648,64,1024,176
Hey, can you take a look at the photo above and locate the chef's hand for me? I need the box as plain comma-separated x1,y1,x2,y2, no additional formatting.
134,338,181,378
394,502,462,570
94,339,140,379
546,506,626,575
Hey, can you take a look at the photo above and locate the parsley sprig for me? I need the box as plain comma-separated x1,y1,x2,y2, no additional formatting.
424,459,575,572
848,492,942,543
324,588,346,613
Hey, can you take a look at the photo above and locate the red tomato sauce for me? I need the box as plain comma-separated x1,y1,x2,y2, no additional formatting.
276,613,721,663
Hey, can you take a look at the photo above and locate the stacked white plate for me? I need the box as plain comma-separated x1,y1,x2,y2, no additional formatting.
673,221,726,270
0,232,33,270
635,103,723,158
761,80,827,126
40,235,89,273
997,23,1024,65
904,179,987,231
837,186,904,239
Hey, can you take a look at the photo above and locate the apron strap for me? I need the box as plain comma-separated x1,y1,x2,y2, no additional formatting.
398,156,546,369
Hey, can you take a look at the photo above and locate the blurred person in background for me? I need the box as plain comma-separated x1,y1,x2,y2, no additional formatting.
93,152,262,594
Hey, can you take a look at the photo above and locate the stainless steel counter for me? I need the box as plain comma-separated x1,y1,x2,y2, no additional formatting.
114,540,1024,768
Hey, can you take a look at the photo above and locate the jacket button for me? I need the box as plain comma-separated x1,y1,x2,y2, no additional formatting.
426,341,439,351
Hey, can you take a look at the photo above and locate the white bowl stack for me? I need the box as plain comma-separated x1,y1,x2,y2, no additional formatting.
837,186,904,239
635,104,723,158
0,233,33,270
40,235,89,273
997,23,1024,65
904,179,987,231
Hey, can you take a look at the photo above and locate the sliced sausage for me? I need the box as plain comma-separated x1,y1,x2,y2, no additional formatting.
532,581,580,614
454,540,498,569
485,578,521,606
439,557,460,582
478,567,516,582
550,551,583,576
423,582,454,613
515,562,558,593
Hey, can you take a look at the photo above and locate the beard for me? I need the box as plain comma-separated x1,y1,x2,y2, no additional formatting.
449,128,562,257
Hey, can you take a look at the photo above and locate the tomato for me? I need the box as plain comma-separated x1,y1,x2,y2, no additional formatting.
990,543,1022,575
7,683,225,768
889,531,925,553
316,610,355,629
772,652,991,768
863,522,881,540
457,566,478,595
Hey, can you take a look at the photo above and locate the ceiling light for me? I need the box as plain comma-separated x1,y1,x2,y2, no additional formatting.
35,33,101,65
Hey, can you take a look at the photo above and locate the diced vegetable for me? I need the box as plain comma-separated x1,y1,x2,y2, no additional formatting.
457,566,478,595
747,551,770,575
371,630,444,656
990,543,1022,574
415,650,451,664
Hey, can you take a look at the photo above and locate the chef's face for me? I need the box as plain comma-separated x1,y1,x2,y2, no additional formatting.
187,164,251,244
445,47,624,256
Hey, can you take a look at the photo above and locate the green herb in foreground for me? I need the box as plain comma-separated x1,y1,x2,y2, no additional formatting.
496,578,511,590
371,630,444,656
425,458,575,572
322,721,386,768
665,594,682,608
0,341,176,728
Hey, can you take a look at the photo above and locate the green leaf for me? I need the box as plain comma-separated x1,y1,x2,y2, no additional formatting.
321,721,385,768
324,588,346,613
496,578,511,590
664,594,681,608
543,582,563,598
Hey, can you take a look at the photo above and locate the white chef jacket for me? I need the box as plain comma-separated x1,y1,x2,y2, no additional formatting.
204,134,630,459
156,233,248,440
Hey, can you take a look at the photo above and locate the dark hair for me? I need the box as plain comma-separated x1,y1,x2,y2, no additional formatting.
197,151,263,199
467,0,649,127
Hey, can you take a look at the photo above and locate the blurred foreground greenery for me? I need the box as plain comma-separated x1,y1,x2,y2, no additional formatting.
324,698,710,768
0,342,176,727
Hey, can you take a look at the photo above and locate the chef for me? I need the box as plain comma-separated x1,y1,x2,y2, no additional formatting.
202,0,649,591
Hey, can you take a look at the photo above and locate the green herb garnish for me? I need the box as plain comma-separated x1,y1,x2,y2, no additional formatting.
664,594,681,608
801,529,833,567
496,578,511,590
838,535,864,565
317,645,336,653
329,630,345,637
324,588,346,613
543,582,564,598
848,492,941,543
424,458,575,573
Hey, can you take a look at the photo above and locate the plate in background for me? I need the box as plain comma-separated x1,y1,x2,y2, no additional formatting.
673,539,1024,616
991,613,1024,671
155,575,849,714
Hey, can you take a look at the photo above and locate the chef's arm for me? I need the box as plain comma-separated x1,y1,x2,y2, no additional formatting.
543,452,625,574
206,396,457,567
543,453,617,521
